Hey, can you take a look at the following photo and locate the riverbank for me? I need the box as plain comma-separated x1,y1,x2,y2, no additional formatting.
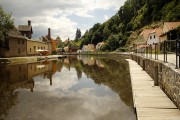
0,55,66,64
0,53,131,64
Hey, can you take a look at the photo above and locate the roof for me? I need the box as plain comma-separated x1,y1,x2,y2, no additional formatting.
149,28,163,37
139,29,154,41
18,25,33,33
164,22,180,31
8,29,27,39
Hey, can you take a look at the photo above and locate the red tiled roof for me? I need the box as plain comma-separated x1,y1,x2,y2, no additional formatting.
140,29,154,41
164,22,180,31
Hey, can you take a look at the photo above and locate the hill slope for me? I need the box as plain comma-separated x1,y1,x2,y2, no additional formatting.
78,0,180,51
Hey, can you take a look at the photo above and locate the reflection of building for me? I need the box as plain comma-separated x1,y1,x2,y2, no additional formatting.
96,59,104,68
81,56,95,65
0,64,33,91
0,60,58,93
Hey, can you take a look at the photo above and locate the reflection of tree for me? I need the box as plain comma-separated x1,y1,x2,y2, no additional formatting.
63,56,134,107
81,58,133,107
0,66,18,119
0,89,18,118
0,64,34,119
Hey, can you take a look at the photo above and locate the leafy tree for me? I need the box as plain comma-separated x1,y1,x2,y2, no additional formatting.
0,6,14,48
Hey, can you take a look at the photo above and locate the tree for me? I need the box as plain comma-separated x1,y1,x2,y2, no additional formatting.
0,6,14,48
74,28,81,42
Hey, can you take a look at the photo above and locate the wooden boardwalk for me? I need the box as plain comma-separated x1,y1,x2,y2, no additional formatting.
127,59,180,120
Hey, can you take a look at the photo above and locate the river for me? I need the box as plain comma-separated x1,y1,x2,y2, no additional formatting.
0,55,136,120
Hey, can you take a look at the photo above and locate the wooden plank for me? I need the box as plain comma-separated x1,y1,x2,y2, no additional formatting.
126,59,180,120
137,108,180,118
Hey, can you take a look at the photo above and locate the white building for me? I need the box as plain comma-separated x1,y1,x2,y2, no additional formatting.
96,42,105,51
147,28,162,45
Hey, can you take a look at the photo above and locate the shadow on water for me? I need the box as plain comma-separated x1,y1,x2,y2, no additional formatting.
0,55,136,120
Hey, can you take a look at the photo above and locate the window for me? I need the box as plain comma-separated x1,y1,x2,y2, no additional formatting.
41,47,43,50
18,48,20,54
30,48,31,53
154,35,156,38
150,36,152,39
34,46,36,51
44,47,45,49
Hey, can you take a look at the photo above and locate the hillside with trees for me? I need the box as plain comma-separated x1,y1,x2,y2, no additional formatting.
76,0,180,51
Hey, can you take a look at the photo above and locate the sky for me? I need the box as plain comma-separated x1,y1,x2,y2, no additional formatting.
1,0,126,41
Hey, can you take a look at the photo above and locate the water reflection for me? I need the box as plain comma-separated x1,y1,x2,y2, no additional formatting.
0,55,136,120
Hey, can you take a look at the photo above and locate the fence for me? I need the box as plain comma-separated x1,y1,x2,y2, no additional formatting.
135,38,180,69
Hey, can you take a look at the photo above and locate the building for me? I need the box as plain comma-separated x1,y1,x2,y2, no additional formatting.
18,20,33,39
64,46,69,52
69,46,79,53
138,29,154,45
0,30,27,57
44,28,57,54
147,28,162,45
27,39,49,56
82,44,95,52
96,42,105,51
160,22,180,42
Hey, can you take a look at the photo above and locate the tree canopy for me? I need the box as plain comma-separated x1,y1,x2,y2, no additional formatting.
0,6,14,47
77,0,180,51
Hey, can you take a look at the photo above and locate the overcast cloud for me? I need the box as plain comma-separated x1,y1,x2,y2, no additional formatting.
1,0,126,41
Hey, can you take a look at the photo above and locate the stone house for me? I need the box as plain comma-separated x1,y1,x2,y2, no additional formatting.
18,20,33,39
147,28,162,45
0,30,27,57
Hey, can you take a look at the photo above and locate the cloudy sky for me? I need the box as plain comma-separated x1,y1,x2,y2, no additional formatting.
1,0,126,41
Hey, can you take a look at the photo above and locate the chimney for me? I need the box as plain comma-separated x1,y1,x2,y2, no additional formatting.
48,28,51,40
28,20,31,26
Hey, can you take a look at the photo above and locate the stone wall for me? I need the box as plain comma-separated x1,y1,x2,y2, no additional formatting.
131,54,180,109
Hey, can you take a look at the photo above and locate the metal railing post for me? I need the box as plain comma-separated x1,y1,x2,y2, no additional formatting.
164,41,165,62
176,39,178,69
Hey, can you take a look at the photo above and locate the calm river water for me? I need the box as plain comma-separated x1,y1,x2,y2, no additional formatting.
0,55,136,120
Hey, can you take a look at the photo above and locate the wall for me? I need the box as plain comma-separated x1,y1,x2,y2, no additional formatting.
3,37,27,57
147,33,159,45
27,40,49,55
131,54,180,109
